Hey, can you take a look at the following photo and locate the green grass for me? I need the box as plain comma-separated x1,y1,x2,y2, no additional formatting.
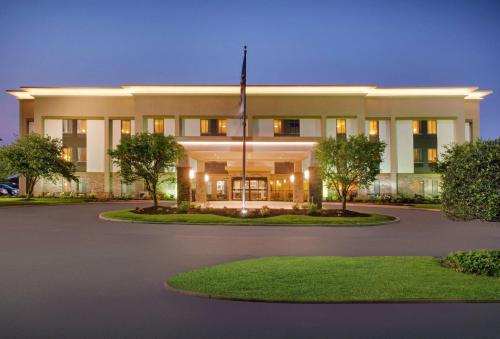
411,203,441,210
0,197,87,206
101,209,395,226
167,256,500,302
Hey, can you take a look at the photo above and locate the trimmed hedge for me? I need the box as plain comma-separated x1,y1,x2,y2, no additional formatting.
443,250,500,277
436,139,500,222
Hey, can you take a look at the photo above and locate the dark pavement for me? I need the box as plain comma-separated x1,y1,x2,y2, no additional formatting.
0,202,499,338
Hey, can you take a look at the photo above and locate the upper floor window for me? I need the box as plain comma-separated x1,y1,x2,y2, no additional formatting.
200,119,227,136
77,147,87,162
274,119,300,136
336,119,346,139
413,120,437,135
63,120,73,134
368,120,379,141
428,148,437,163
427,120,437,134
154,119,164,134
413,148,423,163
412,120,421,134
62,147,72,161
77,120,87,134
121,120,132,138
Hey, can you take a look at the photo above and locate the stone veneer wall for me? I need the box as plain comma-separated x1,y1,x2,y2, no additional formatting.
36,172,105,195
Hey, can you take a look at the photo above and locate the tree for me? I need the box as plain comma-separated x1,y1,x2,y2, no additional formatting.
0,134,78,199
108,133,185,208
314,135,385,211
436,139,499,222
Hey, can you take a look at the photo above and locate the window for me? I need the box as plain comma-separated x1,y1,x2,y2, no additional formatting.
200,119,227,136
336,119,346,135
428,148,437,162
413,120,421,134
413,148,423,163
121,120,131,138
427,120,437,134
273,119,300,136
77,147,87,162
63,120,73,134
217,119,227,135
368,120,379,140
273,120,282,134
62,147,72,161
153,119,164,134
201,119,209,135
77,120,87,134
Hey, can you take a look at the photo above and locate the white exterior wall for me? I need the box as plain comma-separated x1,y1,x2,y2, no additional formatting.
346,118,358,136
86,120,105,172
326,119,336,138
227,118,244,136
253,119,274,137
164,118,175,136
44,119,62,139
379,120,391,173
465,122,471,142
396,120,414,173
111,120,121,172
112,120,121,149
437,120,455,159
299,119,321,137
182,119,200,136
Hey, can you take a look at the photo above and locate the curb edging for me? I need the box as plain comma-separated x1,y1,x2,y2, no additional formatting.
98,212,400,228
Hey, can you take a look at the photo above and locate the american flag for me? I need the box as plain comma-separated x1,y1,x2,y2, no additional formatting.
239,46,247,119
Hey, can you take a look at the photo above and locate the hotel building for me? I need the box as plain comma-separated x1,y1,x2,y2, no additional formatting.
7,85,491,203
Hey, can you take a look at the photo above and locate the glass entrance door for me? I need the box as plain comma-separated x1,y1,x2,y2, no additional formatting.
231,177,267,201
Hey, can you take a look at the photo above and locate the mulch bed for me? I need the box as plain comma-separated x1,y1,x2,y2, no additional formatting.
134,206,369,218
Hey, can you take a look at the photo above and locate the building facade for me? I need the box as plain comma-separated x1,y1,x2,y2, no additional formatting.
8,85,491,202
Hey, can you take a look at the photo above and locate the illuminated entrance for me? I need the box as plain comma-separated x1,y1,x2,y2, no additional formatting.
231,177,267,201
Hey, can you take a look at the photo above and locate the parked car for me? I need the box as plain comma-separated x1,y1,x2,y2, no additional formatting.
0,184,19,196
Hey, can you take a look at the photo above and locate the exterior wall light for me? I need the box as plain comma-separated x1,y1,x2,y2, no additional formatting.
304,170,310,180
204,174,209,182
290,174,295,183
189,169,195,180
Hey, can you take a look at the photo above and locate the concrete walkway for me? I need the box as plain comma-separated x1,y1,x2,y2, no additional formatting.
0,202,499,338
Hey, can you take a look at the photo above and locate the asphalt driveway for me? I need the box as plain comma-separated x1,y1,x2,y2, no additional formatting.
0,202,499,338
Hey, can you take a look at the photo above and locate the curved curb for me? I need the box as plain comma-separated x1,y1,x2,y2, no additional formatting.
98,212,400,228
164,281,500,304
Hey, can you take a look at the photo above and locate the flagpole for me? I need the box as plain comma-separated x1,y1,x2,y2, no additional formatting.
241,46,248,213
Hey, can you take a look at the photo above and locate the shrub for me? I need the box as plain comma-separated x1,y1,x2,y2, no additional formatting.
292,203,300,211
302,202,319,215
442,249,500,277
436,139,500,222
259,205,271,217
380,193,392,203
177,201,191,213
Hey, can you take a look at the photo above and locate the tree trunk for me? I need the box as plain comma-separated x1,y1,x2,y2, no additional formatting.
152,187,158,208
341,194,347,212
26,177,34,200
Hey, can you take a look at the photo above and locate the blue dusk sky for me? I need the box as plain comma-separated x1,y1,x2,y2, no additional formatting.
0,0,499,143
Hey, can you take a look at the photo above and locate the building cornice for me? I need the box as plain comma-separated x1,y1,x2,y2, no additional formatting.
6,85,493,100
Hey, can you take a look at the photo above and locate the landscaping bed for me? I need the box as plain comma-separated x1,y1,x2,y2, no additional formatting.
101,208,396,225
135,205,367,218
167,255,500,303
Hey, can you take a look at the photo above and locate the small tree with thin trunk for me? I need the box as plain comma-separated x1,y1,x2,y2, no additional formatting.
315,135,385,212
108,133,185,208
0,134,78,199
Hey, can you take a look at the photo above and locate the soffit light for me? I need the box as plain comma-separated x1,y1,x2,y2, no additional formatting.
6,86,492,100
